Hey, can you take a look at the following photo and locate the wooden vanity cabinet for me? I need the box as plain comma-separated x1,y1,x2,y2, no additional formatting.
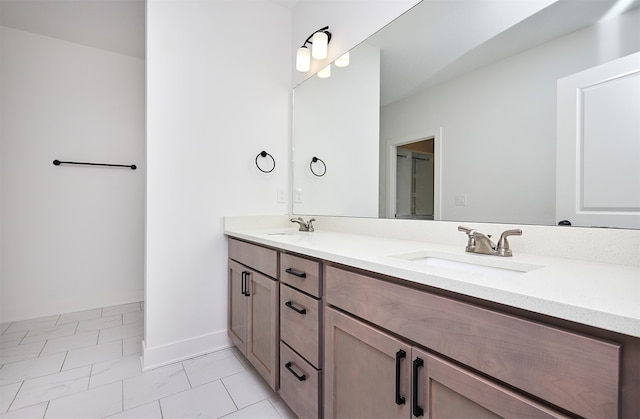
324,307,567,419
228,239,279,390
324,265,623,419
279,252,323,419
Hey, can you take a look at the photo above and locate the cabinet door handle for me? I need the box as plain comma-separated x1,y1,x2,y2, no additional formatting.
285,268,307,278
412,357,424,417
395,349,406,405
285,361,307,381
285,301,307,315
242,271,251,297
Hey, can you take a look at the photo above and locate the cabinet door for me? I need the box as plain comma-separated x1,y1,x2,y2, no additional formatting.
324,307,411,419
412,348,569,419
247,269,279,390
228,259,249,355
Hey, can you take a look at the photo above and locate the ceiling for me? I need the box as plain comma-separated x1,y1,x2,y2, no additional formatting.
0,0,145,58
365,0,640,106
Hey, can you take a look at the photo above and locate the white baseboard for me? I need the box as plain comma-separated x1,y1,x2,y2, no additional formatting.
141,329,233,371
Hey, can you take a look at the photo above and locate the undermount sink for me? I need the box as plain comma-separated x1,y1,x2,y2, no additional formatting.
388,250,542,280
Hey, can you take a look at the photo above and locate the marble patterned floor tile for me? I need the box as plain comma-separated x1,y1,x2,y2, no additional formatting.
268,395,298,419
0,341,45,366
160,380,237,419
123,335,142,356
20,323,77,345
56,308,102,325
40,331,99,356
0,401,47,419
103,401,161,419
99,322,143,344
123,310,143,325
62,340,122,371
89,354,142,388
2,316,59,335
122,363,190,410
229,346,253,370
44,381,122,419
76,314,122,333
221,369,276,410
182,348,245,387
102,303,141,317
0,353,66,386
11,365,91,410
0,333,26,350
0,382,21,413
222,399,282,419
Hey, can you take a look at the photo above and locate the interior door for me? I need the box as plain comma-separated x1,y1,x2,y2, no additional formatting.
396,150,412,217
556,52,640,228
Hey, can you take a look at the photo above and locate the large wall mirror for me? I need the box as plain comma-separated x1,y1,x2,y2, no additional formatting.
292,0,640,228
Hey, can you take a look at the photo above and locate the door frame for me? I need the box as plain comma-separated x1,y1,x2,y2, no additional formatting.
385,128,442,220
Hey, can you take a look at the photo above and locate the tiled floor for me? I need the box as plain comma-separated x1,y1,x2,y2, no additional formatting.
0,303,296,419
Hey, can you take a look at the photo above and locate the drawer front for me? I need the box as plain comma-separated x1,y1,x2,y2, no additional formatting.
280,253,321,297
279,342,321,419
280,284,321,367
325,265,621,419
228,238,278,278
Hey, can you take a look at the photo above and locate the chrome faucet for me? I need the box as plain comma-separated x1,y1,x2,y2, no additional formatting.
290,217,315,232
458,226,522,257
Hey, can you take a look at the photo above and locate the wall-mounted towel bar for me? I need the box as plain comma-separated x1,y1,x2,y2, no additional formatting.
53,160,137,170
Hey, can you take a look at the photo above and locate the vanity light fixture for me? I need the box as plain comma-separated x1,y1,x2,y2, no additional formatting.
317,65,331,78
296,26,332,73
335,52,349,68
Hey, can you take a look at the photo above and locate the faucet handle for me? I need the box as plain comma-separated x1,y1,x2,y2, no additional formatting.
496,229,522,257
458,226,476,251
307,218,315,232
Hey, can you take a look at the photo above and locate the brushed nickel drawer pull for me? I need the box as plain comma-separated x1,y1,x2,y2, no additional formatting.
285,268,307,278
285,300,307,315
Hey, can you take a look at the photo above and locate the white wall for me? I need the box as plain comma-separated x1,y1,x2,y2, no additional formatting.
0,27,145,322
293,43,380,217
143,0,421,369
143,0,292,368
380,7,640,225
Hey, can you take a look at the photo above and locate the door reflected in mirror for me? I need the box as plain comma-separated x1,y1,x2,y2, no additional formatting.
395,139,434,220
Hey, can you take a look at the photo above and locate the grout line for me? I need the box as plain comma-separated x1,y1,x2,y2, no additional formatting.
87,364,94,390
181,363,194,389
157,399,164,419
60,351,69,372
219,378,240,411
6,380,24,413
41,400,50,419
38,339,48,357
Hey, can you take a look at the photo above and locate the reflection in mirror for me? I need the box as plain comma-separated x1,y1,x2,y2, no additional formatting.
292,0,640,228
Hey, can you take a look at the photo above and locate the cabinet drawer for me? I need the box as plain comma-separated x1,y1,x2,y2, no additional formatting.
280,253,321,297
280,284,321,367
279,342,321,419
325,265,621,419
228,238,278,278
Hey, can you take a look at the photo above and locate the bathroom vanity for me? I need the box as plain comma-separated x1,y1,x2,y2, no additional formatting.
226,216,640,418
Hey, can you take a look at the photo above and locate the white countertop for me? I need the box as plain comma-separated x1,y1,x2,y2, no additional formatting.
225,222,640,338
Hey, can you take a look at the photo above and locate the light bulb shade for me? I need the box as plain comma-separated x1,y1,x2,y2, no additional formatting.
335,52,350,68
311,31,329,60
318,64,331,78
296,46,311,72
